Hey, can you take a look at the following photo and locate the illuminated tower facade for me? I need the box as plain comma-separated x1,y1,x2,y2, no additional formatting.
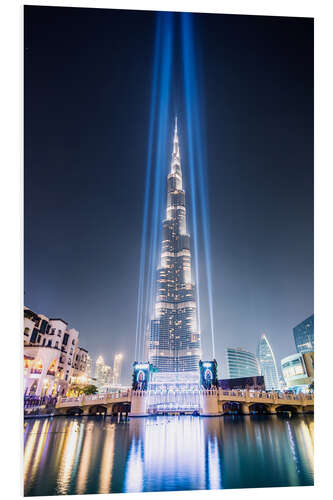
148,118,201,372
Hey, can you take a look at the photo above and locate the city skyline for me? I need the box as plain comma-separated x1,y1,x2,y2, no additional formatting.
24,7,313,381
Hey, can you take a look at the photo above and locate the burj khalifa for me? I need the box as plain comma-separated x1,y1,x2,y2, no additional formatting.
148,118,201,373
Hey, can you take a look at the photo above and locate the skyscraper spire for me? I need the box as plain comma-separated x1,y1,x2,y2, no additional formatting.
171,116,181,174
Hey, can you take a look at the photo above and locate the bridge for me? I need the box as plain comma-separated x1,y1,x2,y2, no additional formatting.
54,388,314,417
55,391,131,416
217,389,314,415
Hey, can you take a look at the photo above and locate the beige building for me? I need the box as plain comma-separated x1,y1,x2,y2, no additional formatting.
24,306,89,396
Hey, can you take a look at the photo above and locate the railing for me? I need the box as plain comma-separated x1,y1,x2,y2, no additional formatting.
218,389,314,403
56,389,313,408
58,391,131,405
24,395,58,408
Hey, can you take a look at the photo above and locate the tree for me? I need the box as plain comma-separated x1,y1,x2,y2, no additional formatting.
82,384,98,395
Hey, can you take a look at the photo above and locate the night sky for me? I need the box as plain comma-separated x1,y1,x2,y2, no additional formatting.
24,6,313,381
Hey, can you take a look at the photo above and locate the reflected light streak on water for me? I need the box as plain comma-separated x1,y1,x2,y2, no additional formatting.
98,423,115,494
124,436,144,492
207,435,222,489
56,420,80,494
76,421,95,494
298,419,314,471
24,420,40,484
29,419,50,484
145,417,206,491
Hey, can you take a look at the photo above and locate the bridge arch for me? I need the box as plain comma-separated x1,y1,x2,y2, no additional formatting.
86,405,108,416
275,405,299,415
248,402,270,414
222,401,242,414
65,406,83,416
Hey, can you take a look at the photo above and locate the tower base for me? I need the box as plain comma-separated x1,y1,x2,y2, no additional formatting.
129,389,148,417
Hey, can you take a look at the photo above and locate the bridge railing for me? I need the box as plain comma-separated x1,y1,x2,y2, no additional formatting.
58,390,131,405
217,389,314,403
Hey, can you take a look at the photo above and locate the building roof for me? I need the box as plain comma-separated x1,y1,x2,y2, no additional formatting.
49,318,68,325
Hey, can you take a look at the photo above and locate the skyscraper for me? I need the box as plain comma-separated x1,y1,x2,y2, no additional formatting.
94,355,112,390
113,353,123,385
293,314,314,354
257,333,280,391
148,118,201,372
226,347,260,379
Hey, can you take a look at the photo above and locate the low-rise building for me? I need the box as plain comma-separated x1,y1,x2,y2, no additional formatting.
218,375,265,391
281,351,314,392
24,306,89,396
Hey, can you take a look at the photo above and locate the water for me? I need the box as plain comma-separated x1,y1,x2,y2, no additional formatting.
24,414,314,496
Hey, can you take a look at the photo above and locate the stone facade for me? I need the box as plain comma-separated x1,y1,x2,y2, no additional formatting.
24,306,88,396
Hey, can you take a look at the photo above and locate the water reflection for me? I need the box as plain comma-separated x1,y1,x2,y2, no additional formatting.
24,420,40,484
124,421,144,493
24,414,314,496
99,423,115,493
30,420,50,484
57,420,81,494
76,421,95,494
124,417,211,492
205,419,222,489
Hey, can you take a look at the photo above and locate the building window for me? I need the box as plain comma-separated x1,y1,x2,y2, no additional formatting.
37,334,41,343
62,333,69,346
24,327,30,336
40,320,48,334
30,328,38,343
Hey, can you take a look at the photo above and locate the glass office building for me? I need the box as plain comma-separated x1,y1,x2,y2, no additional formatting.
148,119,201,372
257,333,280,391
293,314,314,354
226,348,260,379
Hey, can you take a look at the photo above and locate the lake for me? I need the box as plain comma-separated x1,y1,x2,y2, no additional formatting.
24,414,314,496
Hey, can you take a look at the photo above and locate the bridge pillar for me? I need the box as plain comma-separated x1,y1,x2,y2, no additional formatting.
296,406,304,414
241,403,251,415
268,404,277,414
106,405,113,416
82,407,91,416
200,389,220,416
128,390,148,417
